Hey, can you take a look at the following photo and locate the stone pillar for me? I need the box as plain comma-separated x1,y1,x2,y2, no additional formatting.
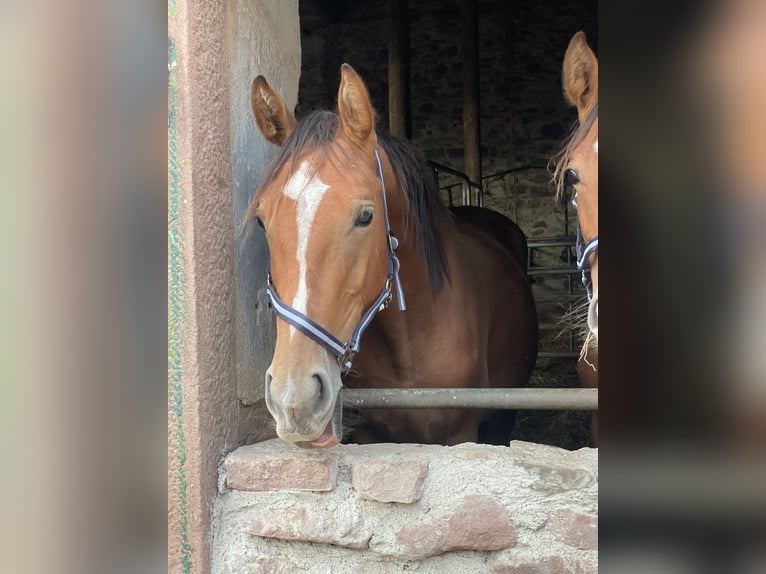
168,1,301,572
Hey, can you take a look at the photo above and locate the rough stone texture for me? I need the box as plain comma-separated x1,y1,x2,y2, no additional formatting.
547,508,598,550
298,0,597,242
493,556,597,574
493,557,569,574
394,495,517,558
247,502,371,549
352,455,428,503
225,441,338,492
508,440,598,496
218,555,309,574
212,439,598,573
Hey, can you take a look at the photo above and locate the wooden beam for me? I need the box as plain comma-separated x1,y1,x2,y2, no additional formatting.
462,0,481,186
388,0,411,139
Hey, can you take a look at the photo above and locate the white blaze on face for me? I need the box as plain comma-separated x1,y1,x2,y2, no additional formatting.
594,139,598,154
282,161,330,338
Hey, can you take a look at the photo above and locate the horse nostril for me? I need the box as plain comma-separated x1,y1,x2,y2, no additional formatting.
313,373,324,400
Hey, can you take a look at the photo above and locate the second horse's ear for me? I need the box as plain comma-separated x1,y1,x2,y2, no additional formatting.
337,63,376,149
562,31,598,120
251,76,297,146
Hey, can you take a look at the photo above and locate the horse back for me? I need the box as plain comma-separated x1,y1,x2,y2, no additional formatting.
450,206,528,272
448,204,537,364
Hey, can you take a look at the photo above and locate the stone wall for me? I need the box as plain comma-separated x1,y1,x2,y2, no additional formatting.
213,439,598,573
297,0,597,241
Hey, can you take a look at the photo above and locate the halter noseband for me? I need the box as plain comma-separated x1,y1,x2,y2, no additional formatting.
573,195,598,301
266,149,407,373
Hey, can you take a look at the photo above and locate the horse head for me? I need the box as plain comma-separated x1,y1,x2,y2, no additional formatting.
560,31,599,341
248,65,396,447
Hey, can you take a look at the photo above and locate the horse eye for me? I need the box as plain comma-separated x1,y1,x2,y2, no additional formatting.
564,168,580,187
255,217,265,229
354,208,374,228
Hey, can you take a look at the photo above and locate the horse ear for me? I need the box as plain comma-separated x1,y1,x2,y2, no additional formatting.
251,76,296,146
337,64,376,148
562,31,598,119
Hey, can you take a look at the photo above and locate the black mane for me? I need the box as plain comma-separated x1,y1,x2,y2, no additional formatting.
377,132,450,290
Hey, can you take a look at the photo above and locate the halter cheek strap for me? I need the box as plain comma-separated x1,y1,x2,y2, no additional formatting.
266,149,406,372
572,195,598,301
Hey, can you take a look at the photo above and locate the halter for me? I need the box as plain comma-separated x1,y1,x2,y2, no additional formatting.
573,195,598,301
266,149,407,372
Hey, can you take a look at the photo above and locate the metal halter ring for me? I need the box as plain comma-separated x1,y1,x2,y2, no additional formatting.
339,344,356,370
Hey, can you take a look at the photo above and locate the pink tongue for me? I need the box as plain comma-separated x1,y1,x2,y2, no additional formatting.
310,421,339,448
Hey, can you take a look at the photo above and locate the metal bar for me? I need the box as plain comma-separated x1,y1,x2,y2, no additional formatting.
526,236,583,356
538,322,566,330
429,161,481,188
341,388,597,410
534,295,586,303
429,162,483,207
528,267,582,276
481,165,549,181
527,238,576,248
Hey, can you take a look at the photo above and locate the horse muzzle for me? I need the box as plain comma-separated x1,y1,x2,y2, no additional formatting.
264,367,343,447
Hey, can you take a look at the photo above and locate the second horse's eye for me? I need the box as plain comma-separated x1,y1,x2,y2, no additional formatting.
354,208,374,227
564,168,580,187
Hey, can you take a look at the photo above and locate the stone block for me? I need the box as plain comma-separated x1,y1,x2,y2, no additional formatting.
392,494,517,558
493,556,597,574
218,555,309,574
352,457,428,503
247,501,371,549
225,439,337,492
493,557,569,574
547,508,598,550
508,441,597,494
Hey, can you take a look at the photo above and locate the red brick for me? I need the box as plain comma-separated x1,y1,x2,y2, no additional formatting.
394,495,517,558
547,508,598,550
352,458,428,503
225,440,337,492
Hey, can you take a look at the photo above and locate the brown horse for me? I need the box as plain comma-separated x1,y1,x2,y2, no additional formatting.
554,31,599,442
247,64,538,447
